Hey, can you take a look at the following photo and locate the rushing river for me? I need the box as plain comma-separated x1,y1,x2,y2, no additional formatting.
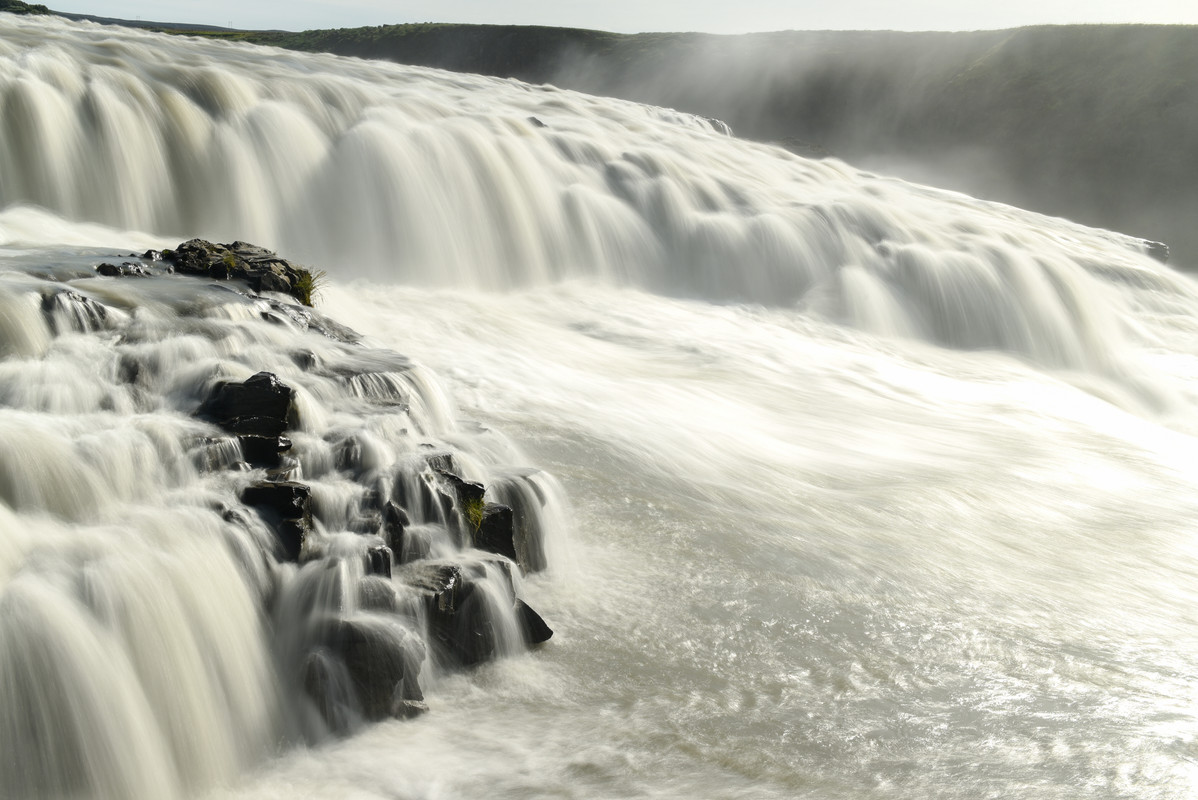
2,14,1198,800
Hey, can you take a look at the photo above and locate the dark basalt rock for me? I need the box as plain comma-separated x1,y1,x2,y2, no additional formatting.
365,545,393,578
433,468,521,563
163,239,316,306
237,433,292,468
241,480,311,561
488,474,550,573
197,371,296,437
358,575,400,613
516,599,553,645
403,560,553,666
475,502,518,563
306,619,425,725
95,261,150,277
405,562,495,667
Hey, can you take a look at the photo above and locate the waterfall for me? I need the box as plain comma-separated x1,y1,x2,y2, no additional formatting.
3,13,1198,800
1,15,1189,381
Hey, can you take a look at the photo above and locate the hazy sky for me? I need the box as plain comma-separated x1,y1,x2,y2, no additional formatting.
52,0,1198,33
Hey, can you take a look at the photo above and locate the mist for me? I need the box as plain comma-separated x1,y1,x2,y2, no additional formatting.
547,25,1198,267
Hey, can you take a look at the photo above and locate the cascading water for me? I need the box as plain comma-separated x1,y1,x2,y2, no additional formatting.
3,13,1198,800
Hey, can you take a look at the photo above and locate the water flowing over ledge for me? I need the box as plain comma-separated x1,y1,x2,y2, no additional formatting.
4,13,1198,800
0,13,1189,384
0,248,570,799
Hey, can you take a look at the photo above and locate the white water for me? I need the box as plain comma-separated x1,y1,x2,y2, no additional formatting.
3,13,1198,800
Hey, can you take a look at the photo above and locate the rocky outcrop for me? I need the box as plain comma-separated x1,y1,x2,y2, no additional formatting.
191,360,553,734
164,239,321,306
95,239,322,306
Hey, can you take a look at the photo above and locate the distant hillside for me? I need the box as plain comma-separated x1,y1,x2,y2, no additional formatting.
52,10,235,31
0,0,50,14
200,22,1197,267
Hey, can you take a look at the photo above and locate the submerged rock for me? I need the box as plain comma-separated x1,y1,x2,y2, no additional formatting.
327,618,424,721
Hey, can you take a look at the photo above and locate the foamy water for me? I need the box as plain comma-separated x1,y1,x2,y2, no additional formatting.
2,14,1198,799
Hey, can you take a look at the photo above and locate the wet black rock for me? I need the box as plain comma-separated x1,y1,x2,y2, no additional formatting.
365,544,393,578
95,261,150,277
358,575,401,613
236,433,292,469
301,618,425,729
488,474,550,573
197,371,296,437
475,502,518,563
241,480,311,561
516,598,554,645
163,238,318,306
41,289,111,334
405,562,496,667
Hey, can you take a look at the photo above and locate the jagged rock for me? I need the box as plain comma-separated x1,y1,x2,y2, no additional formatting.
475,502,518,563
197,371,296,437
433,468,520,562
241,480,311,561
365,545,393,578
516,599,553,645
384,501,410,529
382,500,412,558
392,699,429,718
704,116,733,136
